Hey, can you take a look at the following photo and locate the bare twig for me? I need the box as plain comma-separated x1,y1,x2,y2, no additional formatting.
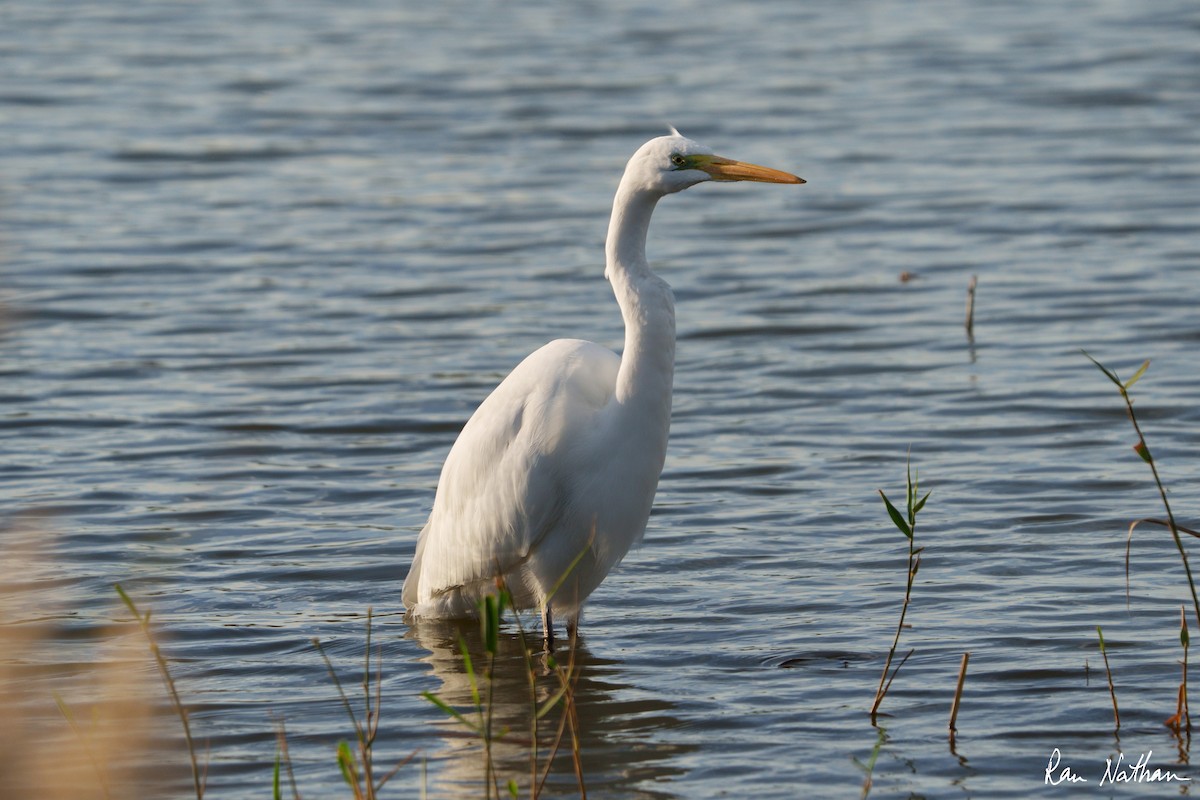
875,648,915,714
949,652,970,733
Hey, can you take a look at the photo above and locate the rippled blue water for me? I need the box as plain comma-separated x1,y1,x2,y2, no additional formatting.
3,0,1199,797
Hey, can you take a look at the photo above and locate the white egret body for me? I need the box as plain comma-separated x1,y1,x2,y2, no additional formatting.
402,133,802,640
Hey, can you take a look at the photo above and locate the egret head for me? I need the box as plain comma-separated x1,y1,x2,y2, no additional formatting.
623,132,804,197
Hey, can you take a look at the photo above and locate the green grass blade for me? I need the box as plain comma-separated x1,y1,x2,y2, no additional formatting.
458,637,481,710
536,686,570,720
113,584,204,800
1082,350,1124,388
420,691,481,733
336,741,357,789
114,583,139,619
1123,359,1151,390
879,490,912,539
913,490,931,516
906,461,914,515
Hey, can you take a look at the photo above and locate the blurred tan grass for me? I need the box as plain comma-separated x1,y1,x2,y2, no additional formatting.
1,517,189,799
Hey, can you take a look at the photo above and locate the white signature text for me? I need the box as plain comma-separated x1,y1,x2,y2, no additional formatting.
1045,748,1190,786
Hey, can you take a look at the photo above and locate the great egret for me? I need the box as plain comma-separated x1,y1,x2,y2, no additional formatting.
402,132,803,644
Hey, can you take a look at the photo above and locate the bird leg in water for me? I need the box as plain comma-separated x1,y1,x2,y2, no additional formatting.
540,606,579,654
541,604,555,651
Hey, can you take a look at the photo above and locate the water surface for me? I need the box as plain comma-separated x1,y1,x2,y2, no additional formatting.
2,0,1199,797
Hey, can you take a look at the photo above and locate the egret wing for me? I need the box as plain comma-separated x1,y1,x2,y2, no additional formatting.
403,338,619,615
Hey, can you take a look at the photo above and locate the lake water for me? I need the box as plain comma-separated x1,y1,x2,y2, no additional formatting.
3,0,1199,797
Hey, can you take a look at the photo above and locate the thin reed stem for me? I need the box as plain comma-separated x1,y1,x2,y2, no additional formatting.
54,692,112,799
1167,606,1191,733
856,726,887,800
510,602,541,798
421,573,589,797
1184,608,1192,731
871,454,929,720
872,559,917,719
564,626,587,800
1085,353,1200,634
1126,404,1199,632
115,584,206,800
312,609,414,800
1097,626,1120,730
273,718,303,800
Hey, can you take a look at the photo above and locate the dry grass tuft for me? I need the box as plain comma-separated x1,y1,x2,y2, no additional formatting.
0,518,185,799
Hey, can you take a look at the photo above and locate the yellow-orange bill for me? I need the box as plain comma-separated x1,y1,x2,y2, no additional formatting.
698,154,805,184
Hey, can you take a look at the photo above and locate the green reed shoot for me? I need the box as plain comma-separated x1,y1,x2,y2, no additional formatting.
480,591,505,797
502,594,583,800
53,690,112,799
531,541,592,799
422,543,592,798
870,455,929,720
1086,352,1200,731
1085,352,1200,632
422,589,509,799
507,594,583,800
1167,606,1191,733
854,725,887,799
272,718,301,800
114,583,208,799
313,608,415,800
422,581,586,799
1096,626,1120,730
541,630,586,800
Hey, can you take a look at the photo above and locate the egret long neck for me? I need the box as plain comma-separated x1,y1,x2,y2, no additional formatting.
605,183,676,418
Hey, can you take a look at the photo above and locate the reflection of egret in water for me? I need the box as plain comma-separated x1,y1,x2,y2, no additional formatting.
409,619,691,799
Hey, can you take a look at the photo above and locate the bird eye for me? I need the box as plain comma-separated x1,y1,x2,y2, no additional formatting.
669,153,687,168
